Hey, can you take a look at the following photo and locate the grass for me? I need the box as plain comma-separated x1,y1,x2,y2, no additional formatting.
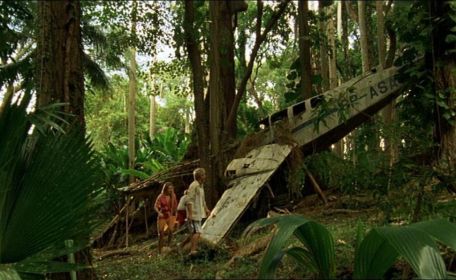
93,191,456,279
93,215,377,279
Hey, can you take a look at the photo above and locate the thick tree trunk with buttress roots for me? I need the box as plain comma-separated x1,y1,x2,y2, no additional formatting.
36,0,85,130
37,1,96,279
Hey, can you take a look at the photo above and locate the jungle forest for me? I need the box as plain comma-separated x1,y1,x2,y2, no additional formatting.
1,0,456,279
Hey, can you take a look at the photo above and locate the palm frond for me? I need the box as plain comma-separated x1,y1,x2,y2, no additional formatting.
29,103,71,134
0,266,21,280
82,23,107,52
0,50,34,86
83,52,110,92
0,100,106,275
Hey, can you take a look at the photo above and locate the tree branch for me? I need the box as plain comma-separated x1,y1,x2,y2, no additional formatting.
226,0,291,129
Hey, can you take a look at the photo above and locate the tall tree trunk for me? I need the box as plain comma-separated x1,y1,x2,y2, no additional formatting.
337,1,342,42
376,1,386,69
37,2,96,279
327,4,342,156
36,0,85,130
183,0,211,204
342,1,355,159
430,1,456,170
318,2,329,93
358,1,370,73
149,88,157,140
127,0,138,185
377,1,397,175
328,8,337,91
350,0,371,163
207,0,236,207
342,1,350,80
298,0,313,99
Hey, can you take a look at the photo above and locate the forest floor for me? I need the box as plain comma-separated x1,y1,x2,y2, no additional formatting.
92,189,456,280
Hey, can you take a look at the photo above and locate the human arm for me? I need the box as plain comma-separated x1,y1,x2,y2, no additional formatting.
186,202,193,221
202,188,212,217
205,205,211,217
171,192,178,215
186,184,196,220
154,195,164,218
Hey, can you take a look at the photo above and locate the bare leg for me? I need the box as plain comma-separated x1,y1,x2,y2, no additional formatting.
181,234,191,248
157,219,166,255
158,232,164,254
190,233,200,254
167,231,173,246
167,217,175,247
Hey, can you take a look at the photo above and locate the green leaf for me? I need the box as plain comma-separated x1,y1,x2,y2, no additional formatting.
0,100,106,273
285,247,318,273
354,220,365,257
0,265,21,280
294,221,335,278
247,215,335,279
445,34,456,44
409,219,456,251
355,226,447,279
354,229,398,279
119,168,151,180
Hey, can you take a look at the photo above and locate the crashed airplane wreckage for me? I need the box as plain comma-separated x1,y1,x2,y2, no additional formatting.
201,61,416,245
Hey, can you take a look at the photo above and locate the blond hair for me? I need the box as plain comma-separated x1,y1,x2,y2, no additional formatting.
161,182,173,194
193,168,206,180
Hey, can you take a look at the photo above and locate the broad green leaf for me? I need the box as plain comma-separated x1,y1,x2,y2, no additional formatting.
285,247,318,273
354,230,398,279
248,215,335,279
294,222,335,278
356,226,447,279
409,219,456,250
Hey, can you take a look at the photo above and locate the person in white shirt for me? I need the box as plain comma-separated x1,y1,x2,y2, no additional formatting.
186,167,211,255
